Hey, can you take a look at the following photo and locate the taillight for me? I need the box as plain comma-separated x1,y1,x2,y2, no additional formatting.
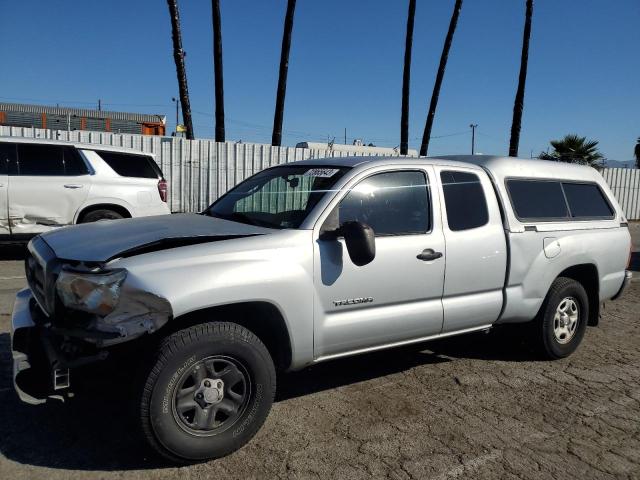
158,178,168,203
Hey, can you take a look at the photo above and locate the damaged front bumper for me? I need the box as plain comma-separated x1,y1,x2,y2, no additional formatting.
11,287,172,404
12,288,65,404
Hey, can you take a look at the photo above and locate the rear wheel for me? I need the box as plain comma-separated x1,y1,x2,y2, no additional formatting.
80,209,124,223
530,277,589,359
139,322,276,462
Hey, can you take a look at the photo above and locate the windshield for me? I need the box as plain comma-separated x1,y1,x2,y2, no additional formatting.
207,165,349,229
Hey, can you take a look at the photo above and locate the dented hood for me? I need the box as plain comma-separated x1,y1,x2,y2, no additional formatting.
39,213,275,263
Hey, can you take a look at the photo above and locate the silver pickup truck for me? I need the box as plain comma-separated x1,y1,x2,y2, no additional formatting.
11,155,632,461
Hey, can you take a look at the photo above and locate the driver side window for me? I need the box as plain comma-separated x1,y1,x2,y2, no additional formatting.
336,170,430,236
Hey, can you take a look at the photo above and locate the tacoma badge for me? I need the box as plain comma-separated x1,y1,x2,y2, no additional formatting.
333,297,374,307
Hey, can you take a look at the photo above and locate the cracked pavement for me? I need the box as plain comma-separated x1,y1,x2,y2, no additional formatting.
0,223,638,479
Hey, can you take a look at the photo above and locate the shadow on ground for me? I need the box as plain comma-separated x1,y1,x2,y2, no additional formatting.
629,251,640,272
0,243,27,261
0,326,536,472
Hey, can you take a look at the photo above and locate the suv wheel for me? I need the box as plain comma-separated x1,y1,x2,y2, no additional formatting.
531,277,589,359
139,322,276,462
80,209,124,223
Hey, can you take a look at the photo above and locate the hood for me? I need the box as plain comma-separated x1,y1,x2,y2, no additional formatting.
39,213,276,263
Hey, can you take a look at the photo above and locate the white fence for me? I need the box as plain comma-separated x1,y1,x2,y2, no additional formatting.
2,126,639,219
601,168,640,221
0,126,402,213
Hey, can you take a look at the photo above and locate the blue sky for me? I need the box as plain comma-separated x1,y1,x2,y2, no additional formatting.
1,0,638,160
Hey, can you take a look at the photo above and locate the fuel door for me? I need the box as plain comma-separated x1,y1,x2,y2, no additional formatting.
543,237,561,259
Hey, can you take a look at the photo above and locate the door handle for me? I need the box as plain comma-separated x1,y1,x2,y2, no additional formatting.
417,249,443,261
63,184,84,189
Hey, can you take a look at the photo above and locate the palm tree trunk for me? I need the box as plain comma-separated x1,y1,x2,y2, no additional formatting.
400,0,416,156
167,0,194,140
272,0,297,147
508,0,533,157
211,0,225,142
419,0,463,157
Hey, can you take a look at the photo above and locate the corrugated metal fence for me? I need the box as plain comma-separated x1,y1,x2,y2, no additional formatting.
0,126,403,213
2,126,639,220
601,168,640,221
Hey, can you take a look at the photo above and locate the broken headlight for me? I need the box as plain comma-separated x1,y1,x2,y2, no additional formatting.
56,269,127,317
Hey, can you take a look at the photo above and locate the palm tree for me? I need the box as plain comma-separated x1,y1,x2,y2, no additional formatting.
508,0,533,157
539,134,604,166
167,0,194,139
400,0,416,156
634,137,640,169
211,0,225,142
419,0,463,157
272,0,297,147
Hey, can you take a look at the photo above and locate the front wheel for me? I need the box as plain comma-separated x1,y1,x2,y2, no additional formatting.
530,277,589,359
139,322,276,462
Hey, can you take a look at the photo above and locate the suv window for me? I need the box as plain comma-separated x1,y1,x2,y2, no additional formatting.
440,170,489,231
63,148,90,176
97,151,161,178
562,182,614,219
16,144,88,176
337,170,430,236
0,143,17,175
507,179,569,220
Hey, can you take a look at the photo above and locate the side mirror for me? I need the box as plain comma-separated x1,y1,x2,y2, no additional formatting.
341,221,376,266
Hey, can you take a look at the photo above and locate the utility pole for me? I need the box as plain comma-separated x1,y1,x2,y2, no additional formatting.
344,128,347,145
470,123,478,155
98,99,101,111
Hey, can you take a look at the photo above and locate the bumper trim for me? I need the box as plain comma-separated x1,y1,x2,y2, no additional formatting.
611,270,632,301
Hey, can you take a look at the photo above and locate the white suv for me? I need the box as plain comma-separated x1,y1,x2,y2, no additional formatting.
0,137,170,239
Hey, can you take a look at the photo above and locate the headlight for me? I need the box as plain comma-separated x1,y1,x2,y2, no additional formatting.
56,269,127,317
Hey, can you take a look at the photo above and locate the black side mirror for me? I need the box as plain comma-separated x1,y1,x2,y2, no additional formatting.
340,221,376,266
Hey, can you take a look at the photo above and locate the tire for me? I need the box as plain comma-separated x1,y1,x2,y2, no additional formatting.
530,277,589,359
80,209,124,223
139,322,276,462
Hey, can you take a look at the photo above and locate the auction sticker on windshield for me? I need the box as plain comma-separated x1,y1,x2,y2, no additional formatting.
304,168,340,178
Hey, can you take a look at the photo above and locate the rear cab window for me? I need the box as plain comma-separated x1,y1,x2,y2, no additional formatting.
440,170,489,231
506,180,569,220
506,179,614,221
96,151,162,179
562,182,614,219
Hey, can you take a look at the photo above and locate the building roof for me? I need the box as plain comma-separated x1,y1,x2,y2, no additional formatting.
0,102,165,124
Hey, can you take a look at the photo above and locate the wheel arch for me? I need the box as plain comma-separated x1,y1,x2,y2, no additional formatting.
167,301,294,371
76,203,132,223
556,263,599,326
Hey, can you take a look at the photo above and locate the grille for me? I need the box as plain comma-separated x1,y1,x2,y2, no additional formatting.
25,237,58,317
